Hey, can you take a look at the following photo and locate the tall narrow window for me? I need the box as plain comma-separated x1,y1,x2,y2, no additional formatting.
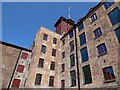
70,54,75,67
79,32,86,46
62,51,65,59
11,79,21,88
49,76,54,86
69,30,74,38
16,65,24,73
35,74,42,85
43,33,48,41
102,66,115,81
50,61,55,70
114,27,120,43
62,39,65,46
41,45,46,54
21,52,28,60
70,41,74,52
108,7,120,26
38,58,44,68
103,0,114,9
80,47,89,62
94,28,102,39
78,22,84,31
90,13,97,22
53,37,57,44
52,49,56,57
61,64,65,72
70,70,76,87
82,65,92,84
97,43,107,56
61,80,65,88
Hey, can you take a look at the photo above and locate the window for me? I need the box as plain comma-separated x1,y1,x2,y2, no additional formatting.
94,28,102,39
21,52,28,59
69,30,74,38
50,61,55,70
78,22,84,31
49,76,54,86
70,41,74,52
82,65,92,84
35,74,42,85
115,27,120,43
70,54,75,67
16,65,24,73
90,13,97,22
11,79,21,88
61,80,65,88
102,66,115,81
62,51,65,59
53,37,57,44
80,47,89,62
61,64,65,72
70,70,76,87
103,0,114,9
108,8,120,26
52,49,56,57
41,45,46,54
62,39,65,46
79,33,86,46
97,43,107,56
38,58,44,68
43,33,48,41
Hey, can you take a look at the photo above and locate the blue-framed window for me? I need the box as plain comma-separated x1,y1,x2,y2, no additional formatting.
80,47,89,63
108,7,120,26
79,33,86,46
94,28,102,39
69,30,74,38
103,0,114,9
97,43,107,56
115,27,120,43
78,22,84,31
90,13,97,22
102,66,115,81
43,33,48,41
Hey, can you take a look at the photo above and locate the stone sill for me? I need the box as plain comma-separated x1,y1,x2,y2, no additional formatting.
104,79,116,83
98,52,107,57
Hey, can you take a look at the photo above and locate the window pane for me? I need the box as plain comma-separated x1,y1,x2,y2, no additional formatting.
11,79,21,88
80,47,89,62
79,33,86,46
50,61,55,70
35,74,42,85
70,54,75,67
78,22,84,31
49,76,54,86
94,28,102,39
115,27,120,43
53,37,57,44
97,43,107,56
70,41,74,52
43,34,48,41
69,30,74,38
38,58,44,68
70,70,76,86
41,45,46,54
103,0,114,9
52,49,56,56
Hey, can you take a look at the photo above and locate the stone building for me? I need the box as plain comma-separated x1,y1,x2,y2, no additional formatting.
1,0,120,89
0,41,32,89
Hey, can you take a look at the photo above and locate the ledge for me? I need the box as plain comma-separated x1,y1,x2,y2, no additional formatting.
104,79,116,83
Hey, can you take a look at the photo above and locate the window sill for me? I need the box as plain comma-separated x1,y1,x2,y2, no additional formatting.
98,52,107,57
70,85,76,87
104,79,116,83
94,35,102,40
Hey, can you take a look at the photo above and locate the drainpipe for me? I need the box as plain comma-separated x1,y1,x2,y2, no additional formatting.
74,27,80,90
7,49,22,90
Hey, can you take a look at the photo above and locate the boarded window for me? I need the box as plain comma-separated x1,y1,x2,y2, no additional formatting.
21,52,28,59
49,76,54,86
78,22,84,31
90,13,97,22
16,65,24,73
11,79,21,88
94,28,102,39
35,74,42,85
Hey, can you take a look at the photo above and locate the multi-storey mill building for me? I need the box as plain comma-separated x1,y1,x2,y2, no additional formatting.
1,0,120,89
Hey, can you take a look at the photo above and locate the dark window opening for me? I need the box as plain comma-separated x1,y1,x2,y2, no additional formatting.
61,80,65,88
97,43,107,56
90,13,97,22
43,33,48,41
50,61,55,70
70,41,74,52
16,65,24,73
35,74,42,85
94,28,102,39
61,64,65,72
52,49,56,57
103,0,114,9
114,27,120,43
62,39,65,46
49,76,54,87
70,54,75,67
70,70,76,87
41,45,46,54
38,58,44,68
79,32,86,46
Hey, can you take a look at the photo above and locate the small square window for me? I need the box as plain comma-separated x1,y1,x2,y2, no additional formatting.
70,70,76,87
114,27,120,43
97,43,107,56
53,37,57,44
61,80,65,88
90,13,97,22
43,34,48,41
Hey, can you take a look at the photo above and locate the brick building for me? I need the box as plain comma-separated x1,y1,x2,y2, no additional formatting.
1,0,120,89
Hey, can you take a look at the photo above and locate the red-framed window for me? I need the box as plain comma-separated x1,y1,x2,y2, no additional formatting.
102,66,115,81
16,65,24,73
21,52,28,59
11,79,21,88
